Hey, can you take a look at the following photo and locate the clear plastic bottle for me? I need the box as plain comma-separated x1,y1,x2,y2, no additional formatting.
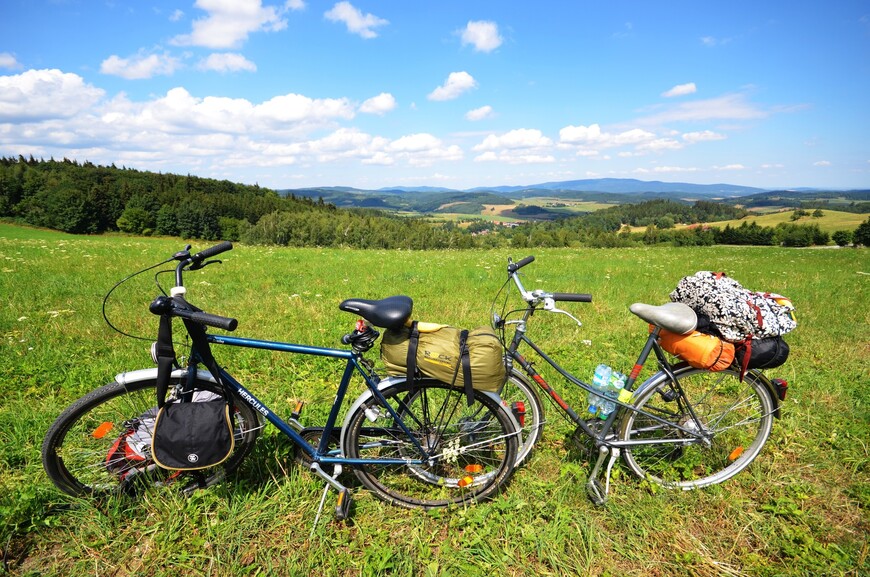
599,371,627,419
588,364,611,417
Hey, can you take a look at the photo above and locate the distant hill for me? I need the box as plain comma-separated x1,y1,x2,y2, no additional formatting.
280,179,869,219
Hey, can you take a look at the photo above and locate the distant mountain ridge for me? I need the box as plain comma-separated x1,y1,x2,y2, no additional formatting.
289,178,771,197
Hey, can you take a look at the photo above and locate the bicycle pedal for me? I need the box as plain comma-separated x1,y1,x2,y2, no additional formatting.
290,400,305,421
334,488,353,521
586,478,608,506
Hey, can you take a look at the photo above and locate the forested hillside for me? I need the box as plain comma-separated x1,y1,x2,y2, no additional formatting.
1,157,865,248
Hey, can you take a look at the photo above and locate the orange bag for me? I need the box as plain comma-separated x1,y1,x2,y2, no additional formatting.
653,326,735,371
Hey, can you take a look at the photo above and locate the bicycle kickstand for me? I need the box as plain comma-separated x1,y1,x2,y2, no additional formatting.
585,445,620,506
310,462,353,535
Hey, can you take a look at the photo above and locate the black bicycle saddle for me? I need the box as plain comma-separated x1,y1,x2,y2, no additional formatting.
339,295,413,330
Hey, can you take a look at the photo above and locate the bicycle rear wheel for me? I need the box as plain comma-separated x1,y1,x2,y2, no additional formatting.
42,377,260,497
343,379,518,509
618,365,774,489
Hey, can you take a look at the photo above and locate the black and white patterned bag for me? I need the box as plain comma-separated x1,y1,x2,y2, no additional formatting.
669,271,796,343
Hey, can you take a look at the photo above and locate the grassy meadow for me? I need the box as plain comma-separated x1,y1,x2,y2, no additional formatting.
1,223,867,576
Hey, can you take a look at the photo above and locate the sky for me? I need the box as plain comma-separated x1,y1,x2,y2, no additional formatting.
1,0,869,191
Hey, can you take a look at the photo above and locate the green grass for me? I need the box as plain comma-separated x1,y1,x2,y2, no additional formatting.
699,209,866,234
1,223,867,576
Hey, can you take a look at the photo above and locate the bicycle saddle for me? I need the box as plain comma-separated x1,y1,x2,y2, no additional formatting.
339,295,413,330
629,302,697,335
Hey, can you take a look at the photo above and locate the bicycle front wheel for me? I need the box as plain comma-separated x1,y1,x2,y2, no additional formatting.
618,365,775,489
343,379,518,509
42,377,261,497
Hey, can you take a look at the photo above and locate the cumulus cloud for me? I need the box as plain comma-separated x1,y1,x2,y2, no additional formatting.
170,9,184,22
172,0,288,49
359,92,396,115
285,0,305,10
813,160,831,167
559,123,656,148
325,1,388,39
474,128,552,151
662,82,696,98
472,129,554,164
198,53,257,72
428,71,477,101
0,53,19,69
101,51,182,79
465,105,493,121
461,21,502,52
0,69,104,121
0,69,467,175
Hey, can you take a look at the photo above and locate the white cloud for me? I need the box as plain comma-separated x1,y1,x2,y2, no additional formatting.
473,128,552,151
325,1,388,39
285,0,305,10
461,21,502,52
814,160,831,167
170,9,184,22
172,0,287,49
101,51,181,79
682,130,726,143
636,93,767,125
198,53,257,73
0,53,19,69
465,105,493,121
650,166,700,173
559,123,656,148
0,69,104,121
359,92,396,115
662,82,696,98
428,71,477,101
715,164,746,171
637,138,683,152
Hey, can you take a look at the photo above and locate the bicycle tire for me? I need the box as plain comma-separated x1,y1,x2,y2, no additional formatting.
618,365,774,489
343,379,518,509
42,377,260,497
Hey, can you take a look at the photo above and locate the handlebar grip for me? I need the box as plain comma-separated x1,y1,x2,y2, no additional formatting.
192,241,233,263
188,311,238,331
553,292,593,303
508,255,535,273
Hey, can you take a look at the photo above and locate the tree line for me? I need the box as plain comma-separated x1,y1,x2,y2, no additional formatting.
1,156,866,249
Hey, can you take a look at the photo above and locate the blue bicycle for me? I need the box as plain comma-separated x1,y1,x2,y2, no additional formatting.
41,243,519,519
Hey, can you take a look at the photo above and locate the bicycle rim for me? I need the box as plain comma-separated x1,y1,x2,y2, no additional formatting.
42,378,260,497
619,366,774,489
498,369,544,466
344,379,518,509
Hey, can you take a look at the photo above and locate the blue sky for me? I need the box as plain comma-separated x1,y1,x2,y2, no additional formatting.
1,1,868,191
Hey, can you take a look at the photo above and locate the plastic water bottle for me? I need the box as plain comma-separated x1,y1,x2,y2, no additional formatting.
588,364,611,417
599,371,627,419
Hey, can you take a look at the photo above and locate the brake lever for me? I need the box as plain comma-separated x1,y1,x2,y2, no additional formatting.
542,297,583,327
188,259,222,271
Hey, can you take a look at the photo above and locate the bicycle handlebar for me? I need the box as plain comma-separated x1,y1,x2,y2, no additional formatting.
508,255,535,273
191,241,233,264
553,292,593,303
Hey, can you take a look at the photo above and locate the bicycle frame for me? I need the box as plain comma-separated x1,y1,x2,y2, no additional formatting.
505,321,710,449
185,333,432,468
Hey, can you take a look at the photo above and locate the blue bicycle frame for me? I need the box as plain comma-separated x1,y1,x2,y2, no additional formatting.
199,333,430,467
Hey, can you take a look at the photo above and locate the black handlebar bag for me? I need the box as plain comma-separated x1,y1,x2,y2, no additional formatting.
150,314,235,471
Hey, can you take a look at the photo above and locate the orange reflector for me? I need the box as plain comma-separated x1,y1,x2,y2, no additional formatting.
728,447,745,461
464,464,483,474
92,422,114,439
457,476,474,488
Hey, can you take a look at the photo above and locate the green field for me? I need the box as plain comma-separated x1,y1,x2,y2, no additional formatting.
1,224,867,576
697,209,866,235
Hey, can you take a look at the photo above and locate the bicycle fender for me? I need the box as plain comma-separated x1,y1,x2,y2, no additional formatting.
114,367,218,386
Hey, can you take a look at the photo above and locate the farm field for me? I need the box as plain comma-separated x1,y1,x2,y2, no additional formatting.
692,209,865,235
0,223,867,576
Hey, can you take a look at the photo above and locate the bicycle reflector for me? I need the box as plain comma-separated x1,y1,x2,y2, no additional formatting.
465,464,483,474
92,422,114,439
511,401,526,427
772,378,788,401
457,476,474,488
